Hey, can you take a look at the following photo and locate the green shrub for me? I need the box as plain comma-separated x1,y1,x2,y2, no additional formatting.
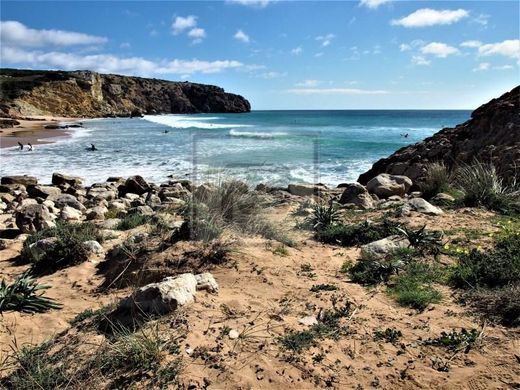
0,271,61,313
389,275,442,311
116,214,152,230
310,283,337,292
21,222,101,275
374,328,402,343
420,162,451,199
455,161,520,213
425,328,479,351
349,256,402,285
317,219,400,247
396,225,443,256
309,202,340,230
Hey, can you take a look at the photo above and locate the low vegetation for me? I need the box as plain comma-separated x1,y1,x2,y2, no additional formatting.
420,162,451,200
317,219,400,247
0,271,61,313
116,213,152,230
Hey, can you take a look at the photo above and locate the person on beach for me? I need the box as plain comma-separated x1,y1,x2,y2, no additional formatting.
28,143,33,151
18,142,23,150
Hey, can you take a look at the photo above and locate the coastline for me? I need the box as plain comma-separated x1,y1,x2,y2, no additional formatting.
0,116,79,149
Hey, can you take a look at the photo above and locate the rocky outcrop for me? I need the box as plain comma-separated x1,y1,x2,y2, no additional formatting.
0,68,251,118
358,86,520,186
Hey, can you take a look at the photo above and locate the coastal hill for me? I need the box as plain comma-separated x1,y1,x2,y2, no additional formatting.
359,85,520,185
0,68,251,118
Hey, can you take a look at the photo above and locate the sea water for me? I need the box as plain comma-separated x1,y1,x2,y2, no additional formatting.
0,110,471,186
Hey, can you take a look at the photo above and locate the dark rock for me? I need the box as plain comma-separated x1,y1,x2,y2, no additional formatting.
123,175,150,195
27,185,61,199
0,228,21,239
338,183,374,209
358,86,520,186
0,119,20,128
50,194,83,210
15,204,53,233
52,173,82,187
1,175,37,186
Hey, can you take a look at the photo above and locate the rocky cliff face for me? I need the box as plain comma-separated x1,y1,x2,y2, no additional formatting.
0,69,251,118
358,86,520,186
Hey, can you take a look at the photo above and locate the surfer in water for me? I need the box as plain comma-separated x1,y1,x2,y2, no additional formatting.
86,143,97,151
28,143,33,151
18,142,23,150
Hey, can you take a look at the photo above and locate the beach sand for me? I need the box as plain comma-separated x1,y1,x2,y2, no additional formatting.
0,116,78,149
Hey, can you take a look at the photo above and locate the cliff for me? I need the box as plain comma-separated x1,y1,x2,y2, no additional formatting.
358,86,520,185
0,69,251,118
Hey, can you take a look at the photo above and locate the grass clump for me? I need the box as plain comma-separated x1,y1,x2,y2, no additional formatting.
310,283,337,292
455,161,519,213
0,271,61,313
464,285,520,327
272,244,289,256
389,274,442,311
317,219,400,247
308,202,340,230
374,328,402,344
116,213,152,230
425,328,479,352
420,162,451,199
349,256,402,285
20,222,101,275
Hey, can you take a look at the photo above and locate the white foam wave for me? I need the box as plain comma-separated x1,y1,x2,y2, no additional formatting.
142,115,251,129
229,130,288,139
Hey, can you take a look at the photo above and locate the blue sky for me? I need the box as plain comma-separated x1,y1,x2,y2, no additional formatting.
1,0,519,109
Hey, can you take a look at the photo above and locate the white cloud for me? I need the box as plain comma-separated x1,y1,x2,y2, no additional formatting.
172,15,197,35
421,42,459,58
391,8,469,28
316,33,335,47
295,79,320,87
120,42,131,49
0,46,243,76
478,39,520,60
225,0,271,8
234,29,250,43
314,52,324,58
473,13,489,26
0,20,107,47
188,28,206,44
291,46,303,55
411,55,431,66
399,43,412,52
286,88,388,95
359,0,391,9
461,40,482,48
259,71,287,79
472,62,490,72
494,64,514,70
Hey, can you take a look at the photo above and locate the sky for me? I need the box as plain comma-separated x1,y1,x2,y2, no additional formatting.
0,0,519,110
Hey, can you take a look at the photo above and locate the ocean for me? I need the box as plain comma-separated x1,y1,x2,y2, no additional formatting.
0,110,471,187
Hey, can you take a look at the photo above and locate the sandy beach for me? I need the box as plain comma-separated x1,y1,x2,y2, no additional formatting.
0,116,79,149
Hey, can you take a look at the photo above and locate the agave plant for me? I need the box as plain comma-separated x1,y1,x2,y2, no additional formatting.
310,201,340,230
0,271,62,313
397,225,442,255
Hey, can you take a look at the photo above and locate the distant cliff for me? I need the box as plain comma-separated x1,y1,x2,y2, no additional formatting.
358,86,520,185
0,69,251,118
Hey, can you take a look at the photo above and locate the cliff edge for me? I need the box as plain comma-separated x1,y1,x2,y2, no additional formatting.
0,69,251,118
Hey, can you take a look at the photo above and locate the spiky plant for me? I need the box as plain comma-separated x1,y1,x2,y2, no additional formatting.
0,271,62,313
310,201,340,230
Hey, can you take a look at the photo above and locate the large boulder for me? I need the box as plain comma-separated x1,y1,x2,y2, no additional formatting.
27,185,62,199
15,204,53,233
408,198,444,216
338,183,374,209
60,206,82,221
360,235,409,260
122,175,150,195
52,173,83,187
1,175,37,186
50,194,84,211
287,183,327,197
83,240,105,256
366,174,412,199
29,237,59,261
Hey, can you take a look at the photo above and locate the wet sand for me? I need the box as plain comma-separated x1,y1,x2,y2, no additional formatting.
0,116,78,149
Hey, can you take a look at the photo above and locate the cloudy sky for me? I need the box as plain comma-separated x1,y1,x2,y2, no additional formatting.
1,0,518,109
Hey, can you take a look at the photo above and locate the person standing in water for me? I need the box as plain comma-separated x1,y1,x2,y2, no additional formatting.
17,142,23,150
28,143,33,151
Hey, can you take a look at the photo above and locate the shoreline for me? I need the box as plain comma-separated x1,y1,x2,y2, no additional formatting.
0,116,79,149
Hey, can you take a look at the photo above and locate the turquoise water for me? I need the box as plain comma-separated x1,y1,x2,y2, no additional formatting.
0,110,471,186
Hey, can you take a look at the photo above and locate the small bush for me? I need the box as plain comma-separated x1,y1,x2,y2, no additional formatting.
310,283,337,292
455,161,520,213
349,257,402,285
464,284,520,327
389,275,442,311
425,328,479,351
116,214,152,230
374,328,402,343
397,225,442,256
21,222,101,275
317,219,400,247
0,271,61,313
273,244,289,256
309,202,340,230
420,162,451,199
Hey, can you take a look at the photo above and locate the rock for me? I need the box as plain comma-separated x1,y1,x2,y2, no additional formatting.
195,273,219,293
193,184,216,200
0,238,15,250
228,329,240,340
366,174,412,198
123,176,150,195
408,198,444,216
339,183,374,209
124,233,148,246
358,86,520,185
287,183,327,197
15,204,53,233
118,273,198,315
86,206,108,220
0,193,15,204
0,201,6,211
19,198,38,208
0,229,21,239
83,240,105,255
27,185,62,199
29,237,58,261
101,218,121,230
108,201,126,211
145,193,162,208
1,175,37,186
52,173,83,187
431,193,455,205
129,205,154,216
50,194,84,211
0,183,26,195
298,316,318,326
361,235,409,260
61,206,82,221
88,189,117,201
